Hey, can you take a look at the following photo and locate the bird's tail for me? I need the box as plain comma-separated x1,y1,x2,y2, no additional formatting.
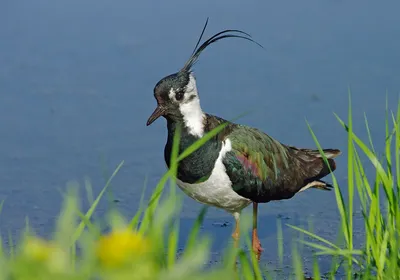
296,148,341,193
317,149,341,173
299,148,341,159
313,149,341,177
290,146,341,172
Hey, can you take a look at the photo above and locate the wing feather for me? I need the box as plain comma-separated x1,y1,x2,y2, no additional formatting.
203,114,338,203
222,127,327,203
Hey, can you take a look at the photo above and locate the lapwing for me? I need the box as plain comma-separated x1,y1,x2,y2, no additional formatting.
146,19,341,258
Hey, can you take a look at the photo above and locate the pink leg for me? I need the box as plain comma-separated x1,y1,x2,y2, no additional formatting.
231,213,240,248
252,202,263,260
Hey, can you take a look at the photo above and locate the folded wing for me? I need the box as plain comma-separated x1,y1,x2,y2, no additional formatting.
222,126,340,203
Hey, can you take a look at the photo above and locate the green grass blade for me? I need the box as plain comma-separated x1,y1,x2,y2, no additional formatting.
385,95,393,179
185,206,208,254
238,250,254,280
306,121,350,247
84,176,94,206
277,218,284,267
335,114,392,198
353,148,372,202
377,230,389,278
393,101,400,198
129,177,148,229
54,183,79,248
364,112,376,153
139,170,172,233
177,123,228,162
75,210,101,237
287,224,340,250
346,92,354,279
176,111,251,163
167,219,180,268
312,256,321,280
70,160,124,245
243,234,262,280
292,244,304,280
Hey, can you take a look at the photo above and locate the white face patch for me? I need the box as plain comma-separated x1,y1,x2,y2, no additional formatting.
169,73,205,138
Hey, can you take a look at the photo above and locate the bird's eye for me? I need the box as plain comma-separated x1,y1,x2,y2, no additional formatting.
175,91,184,101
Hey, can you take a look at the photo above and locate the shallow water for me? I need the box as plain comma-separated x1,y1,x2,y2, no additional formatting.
1,0,399,276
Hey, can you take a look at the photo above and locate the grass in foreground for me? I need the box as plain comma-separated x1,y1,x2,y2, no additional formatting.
0,96,398,280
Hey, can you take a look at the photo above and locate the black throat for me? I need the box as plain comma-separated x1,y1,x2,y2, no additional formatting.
164,119,222,184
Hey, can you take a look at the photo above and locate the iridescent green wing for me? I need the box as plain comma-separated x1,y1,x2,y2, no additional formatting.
205,114,334,203
222,126,305,203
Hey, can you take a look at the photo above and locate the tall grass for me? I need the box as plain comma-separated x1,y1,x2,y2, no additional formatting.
289,95,400,279
0,97,398,280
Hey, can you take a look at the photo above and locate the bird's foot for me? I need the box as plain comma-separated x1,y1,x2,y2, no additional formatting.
252,230,263,260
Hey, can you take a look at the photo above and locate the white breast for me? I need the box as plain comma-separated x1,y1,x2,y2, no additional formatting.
176,139,251,213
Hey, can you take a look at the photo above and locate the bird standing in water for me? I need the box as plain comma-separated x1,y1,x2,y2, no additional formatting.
146,19,341,258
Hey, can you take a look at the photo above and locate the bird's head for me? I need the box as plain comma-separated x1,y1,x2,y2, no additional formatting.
146,71,199,126
146,18,262,127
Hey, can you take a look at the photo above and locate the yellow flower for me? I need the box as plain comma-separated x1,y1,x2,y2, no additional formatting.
97,229,151,267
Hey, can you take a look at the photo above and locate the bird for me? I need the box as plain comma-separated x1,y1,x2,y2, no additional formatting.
146,19,341,258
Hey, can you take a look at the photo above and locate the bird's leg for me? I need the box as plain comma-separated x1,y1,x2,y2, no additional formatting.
231,212,240,248
252,202,263,259
231,213,241,271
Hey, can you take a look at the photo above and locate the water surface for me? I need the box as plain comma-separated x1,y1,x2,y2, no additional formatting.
1,0,399,276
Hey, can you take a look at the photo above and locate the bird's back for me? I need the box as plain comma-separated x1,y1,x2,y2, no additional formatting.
204,114,341,203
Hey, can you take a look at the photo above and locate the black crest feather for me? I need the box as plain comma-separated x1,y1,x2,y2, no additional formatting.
180,18,263,73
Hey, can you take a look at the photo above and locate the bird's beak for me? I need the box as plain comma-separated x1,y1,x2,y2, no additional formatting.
146,105,165,126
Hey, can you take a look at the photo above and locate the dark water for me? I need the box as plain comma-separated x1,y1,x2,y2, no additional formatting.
1,0,399,276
